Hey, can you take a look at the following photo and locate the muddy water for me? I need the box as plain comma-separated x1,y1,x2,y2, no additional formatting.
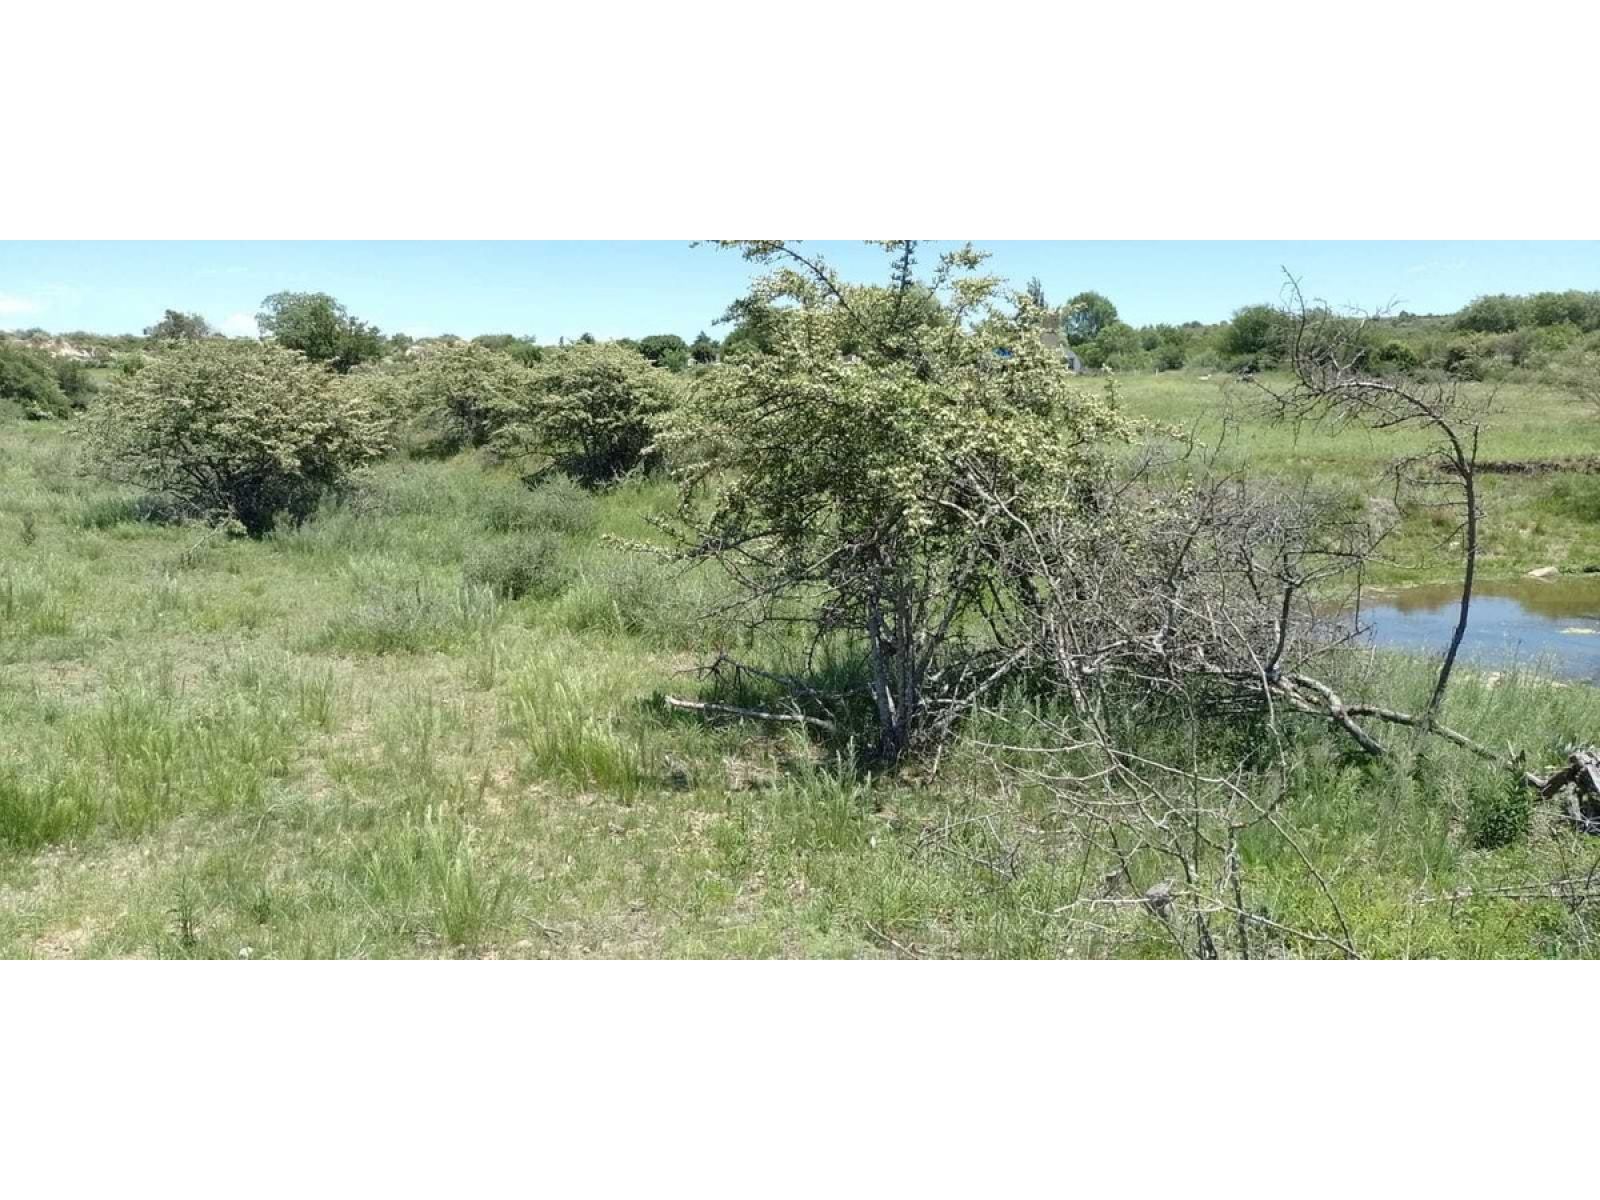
1359,577,1600,682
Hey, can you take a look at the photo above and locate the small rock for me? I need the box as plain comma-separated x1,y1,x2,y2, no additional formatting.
1526,566,1560,579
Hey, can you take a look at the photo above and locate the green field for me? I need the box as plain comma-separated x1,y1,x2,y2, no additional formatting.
5,368,1600,959
1111,371,1600,584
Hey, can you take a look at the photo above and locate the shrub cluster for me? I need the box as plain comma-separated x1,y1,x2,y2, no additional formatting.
1457,291,1600,336
0,344,70,419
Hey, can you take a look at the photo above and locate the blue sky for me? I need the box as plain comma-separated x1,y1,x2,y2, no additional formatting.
2,241,1597,341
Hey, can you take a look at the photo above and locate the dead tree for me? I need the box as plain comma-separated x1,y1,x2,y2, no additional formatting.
1254,277,1488,732
967,283,1600,952
970,473,1373,957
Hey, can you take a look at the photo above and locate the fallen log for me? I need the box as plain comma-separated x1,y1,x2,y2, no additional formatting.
663,695,837,733
1537,749,1600,831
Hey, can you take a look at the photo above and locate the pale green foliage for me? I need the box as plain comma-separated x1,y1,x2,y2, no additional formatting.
79,340,392,535
496,342,676,485
336,360,422,437
657,241,1134,759
409,342,533,449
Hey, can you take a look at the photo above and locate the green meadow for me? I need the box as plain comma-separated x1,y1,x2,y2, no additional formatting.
6,370,1600,959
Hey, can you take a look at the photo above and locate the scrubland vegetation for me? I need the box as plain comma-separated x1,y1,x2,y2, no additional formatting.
6,244,1600,959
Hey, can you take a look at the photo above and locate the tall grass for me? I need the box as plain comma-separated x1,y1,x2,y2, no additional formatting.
310,564,502,655
354,807,519,953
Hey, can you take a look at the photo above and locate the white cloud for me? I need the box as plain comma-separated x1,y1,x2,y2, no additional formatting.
220,312,258,337
0,293,40,315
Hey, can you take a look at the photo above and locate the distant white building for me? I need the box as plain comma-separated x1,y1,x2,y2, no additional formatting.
1038,329,1086,374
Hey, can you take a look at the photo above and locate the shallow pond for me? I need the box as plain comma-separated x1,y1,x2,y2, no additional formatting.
1360,577,1600,683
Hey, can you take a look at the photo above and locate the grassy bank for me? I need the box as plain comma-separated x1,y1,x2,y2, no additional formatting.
1114,371,1600,584
4,411,1600,959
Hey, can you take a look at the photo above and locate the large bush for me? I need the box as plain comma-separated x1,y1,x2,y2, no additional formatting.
409,342,533,449
1455,294,1527,334
79,341,391,535
498,343,676,486
1369,340,1420,372
0,345,70,418
1219,304,1289,366
656,241,1132,760
473,334,545,366
335,360,422,442
51,357,95,408
1439,335,1489,380
1076,319,1142,370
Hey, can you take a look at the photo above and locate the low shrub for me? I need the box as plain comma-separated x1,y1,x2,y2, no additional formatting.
556,550,740,648
313,575,500,654
482,474,599,536
1537,476,1600,524
76,494,185,530
1370,340,1420,372
0,766,97,851
463,535,566,600
1466,774,1532,850
354,807,517,951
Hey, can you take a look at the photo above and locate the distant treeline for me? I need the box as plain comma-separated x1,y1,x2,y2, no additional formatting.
7,285,1600,389
1021,283,1600,380
1,297,723,377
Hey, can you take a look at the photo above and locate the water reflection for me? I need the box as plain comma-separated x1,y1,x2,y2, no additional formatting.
1360,578,1600,682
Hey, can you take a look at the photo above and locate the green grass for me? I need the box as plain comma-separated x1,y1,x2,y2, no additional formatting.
1112,371,1600,583
4,395,1600,959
